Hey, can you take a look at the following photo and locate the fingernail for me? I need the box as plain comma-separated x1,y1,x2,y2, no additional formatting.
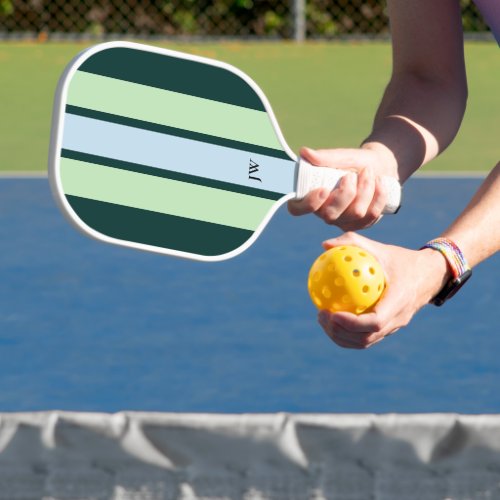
301,146,314,156
318,310,329,324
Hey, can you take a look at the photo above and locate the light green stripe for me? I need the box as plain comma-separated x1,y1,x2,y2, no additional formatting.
60,158,274,231
67,71,283,151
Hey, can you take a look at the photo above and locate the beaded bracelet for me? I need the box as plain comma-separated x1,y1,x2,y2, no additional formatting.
421,238,470,278
420,237,472,306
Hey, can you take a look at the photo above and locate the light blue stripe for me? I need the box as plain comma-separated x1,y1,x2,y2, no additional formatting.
61,114,295,195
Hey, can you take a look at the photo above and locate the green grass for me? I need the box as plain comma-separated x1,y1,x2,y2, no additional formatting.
0,41,497,172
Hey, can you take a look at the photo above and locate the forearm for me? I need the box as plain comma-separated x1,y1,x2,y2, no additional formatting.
361,0,467,183
413,163,500,307
363,73,467,182
441,162,500,267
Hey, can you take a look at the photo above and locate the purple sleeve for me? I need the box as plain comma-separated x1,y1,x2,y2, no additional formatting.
473,0,500,44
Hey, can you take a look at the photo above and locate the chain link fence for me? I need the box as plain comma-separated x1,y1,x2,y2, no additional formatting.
0,0,491,40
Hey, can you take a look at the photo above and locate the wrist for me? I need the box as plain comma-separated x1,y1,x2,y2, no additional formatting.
361,141,399,179
417,248,453,303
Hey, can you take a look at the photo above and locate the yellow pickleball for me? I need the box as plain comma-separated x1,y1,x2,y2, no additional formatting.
308,245,385,314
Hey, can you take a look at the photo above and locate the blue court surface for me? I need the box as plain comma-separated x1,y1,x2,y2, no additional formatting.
0,176,498,413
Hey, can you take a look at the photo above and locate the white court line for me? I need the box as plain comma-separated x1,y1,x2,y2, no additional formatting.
0,170,488,179
414,170,487,178
0,171,48,178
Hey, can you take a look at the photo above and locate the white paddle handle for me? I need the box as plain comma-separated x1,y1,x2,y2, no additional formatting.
295,158,401,214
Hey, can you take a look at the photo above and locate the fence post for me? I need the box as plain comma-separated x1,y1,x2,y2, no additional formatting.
292,0,306,41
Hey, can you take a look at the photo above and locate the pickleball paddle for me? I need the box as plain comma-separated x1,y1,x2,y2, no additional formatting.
49,41,401,262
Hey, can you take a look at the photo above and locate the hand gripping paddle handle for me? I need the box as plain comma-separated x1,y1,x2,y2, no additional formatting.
295,158,402,214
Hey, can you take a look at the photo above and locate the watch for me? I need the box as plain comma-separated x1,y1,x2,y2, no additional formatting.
421,238,472,306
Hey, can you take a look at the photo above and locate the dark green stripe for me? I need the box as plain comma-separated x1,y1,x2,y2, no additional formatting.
65,105,290,162
61,149,284,202
79,47,265,112
66,195,253,257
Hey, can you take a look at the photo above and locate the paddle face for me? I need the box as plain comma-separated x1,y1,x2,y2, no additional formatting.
49,42,297,262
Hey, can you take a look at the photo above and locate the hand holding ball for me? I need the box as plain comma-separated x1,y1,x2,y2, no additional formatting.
308,245,385,314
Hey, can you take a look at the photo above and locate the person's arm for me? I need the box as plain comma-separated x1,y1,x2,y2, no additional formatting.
318,162,500,349
364,0,468,181
441,163,500,267
288,0,467,230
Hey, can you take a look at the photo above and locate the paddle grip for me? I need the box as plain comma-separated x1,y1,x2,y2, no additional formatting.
295,158,401,214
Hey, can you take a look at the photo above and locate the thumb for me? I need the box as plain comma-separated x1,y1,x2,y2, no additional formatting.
322,231,371,250
300,147,367,171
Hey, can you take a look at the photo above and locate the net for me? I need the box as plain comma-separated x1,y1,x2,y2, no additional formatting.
1,412,500,499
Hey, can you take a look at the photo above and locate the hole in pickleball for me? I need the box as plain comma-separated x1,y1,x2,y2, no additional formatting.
362,285,369,293
352,269,360,277
313,271,321,282
322,286,332,298
378,284,382,291
369,267,375,275
342,295,351,304
344,256,352,262
334,277,344,286
359,251,367,257
313,294,322,307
